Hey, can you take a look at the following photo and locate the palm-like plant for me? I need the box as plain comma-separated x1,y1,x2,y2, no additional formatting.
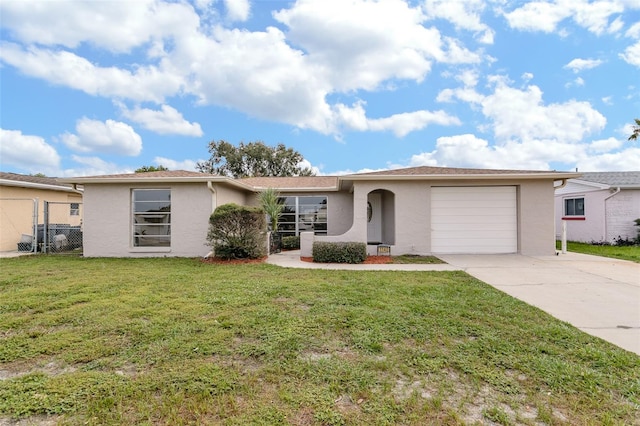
258,188,283,232
629,118,640,141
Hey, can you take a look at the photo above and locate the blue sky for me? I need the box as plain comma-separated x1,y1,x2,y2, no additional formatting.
1,0,639,177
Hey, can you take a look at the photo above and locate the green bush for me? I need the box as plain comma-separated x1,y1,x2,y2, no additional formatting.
207,203,266,259
281,236,300,250
312,242,367,264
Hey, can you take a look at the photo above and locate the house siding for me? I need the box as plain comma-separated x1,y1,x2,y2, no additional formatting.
83,182,213,257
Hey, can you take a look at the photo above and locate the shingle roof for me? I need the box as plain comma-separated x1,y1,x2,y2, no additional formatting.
576,171,640,187
241,176,339,190
76,170,215,179
0,172,75,190
351,166,554,176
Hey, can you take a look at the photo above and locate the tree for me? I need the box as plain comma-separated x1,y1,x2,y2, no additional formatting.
629,119,640,141
135,165,168,173
196,140,314,178
258,187,283,232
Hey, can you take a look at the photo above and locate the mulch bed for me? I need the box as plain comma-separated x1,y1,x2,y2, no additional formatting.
201,256,267,265
301,256,393,264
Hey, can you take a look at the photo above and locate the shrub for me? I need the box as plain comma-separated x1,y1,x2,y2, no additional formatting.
281,236,300,250
207,203,266,259
312,242,367,264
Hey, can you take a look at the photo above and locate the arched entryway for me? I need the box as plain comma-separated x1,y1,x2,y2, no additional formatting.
367,189,395,245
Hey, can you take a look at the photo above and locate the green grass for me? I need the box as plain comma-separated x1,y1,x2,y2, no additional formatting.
1,256,638,425
557,240,640,263
391,255,445,264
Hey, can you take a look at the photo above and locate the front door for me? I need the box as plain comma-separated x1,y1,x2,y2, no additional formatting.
367,193,382,244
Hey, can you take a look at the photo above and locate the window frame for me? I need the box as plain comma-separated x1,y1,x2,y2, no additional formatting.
70,203,80,216
563,197,585,218
276,195,328,237
131,188,171,248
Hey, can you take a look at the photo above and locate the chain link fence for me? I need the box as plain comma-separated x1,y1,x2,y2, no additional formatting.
43,201,83,254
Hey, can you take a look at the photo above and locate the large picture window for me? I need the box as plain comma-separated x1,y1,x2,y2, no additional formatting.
132,189,171,247
277,196,327,237
564,197,584,216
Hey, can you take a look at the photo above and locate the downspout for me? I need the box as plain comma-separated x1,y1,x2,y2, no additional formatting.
603,187,621,242
554,179,568,190
554,179,568,253
205,181,217,258
207,181,217,214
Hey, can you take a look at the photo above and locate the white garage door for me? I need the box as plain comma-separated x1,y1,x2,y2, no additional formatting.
431,186,517,254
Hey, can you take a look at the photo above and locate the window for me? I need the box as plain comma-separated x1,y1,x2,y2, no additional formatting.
132,189,171,247
277,196,327,237
70,203,80,216
564,197,584,216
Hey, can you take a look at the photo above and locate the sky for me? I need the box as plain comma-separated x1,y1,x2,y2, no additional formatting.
1,0,639,177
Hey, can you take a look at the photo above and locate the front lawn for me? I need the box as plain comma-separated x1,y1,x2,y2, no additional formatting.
557,240,640,263
1,256,638,425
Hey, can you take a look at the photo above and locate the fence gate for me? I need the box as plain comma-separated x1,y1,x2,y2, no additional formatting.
43,201,83,254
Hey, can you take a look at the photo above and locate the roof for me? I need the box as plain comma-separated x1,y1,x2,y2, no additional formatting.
0,172,81,193
574,171,640,188
59,166,578,191
241,176,339,191
344,166,579,181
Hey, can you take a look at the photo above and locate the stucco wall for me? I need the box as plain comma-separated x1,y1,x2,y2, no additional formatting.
0,185,82,252
83,182,213,257
310,179,558,256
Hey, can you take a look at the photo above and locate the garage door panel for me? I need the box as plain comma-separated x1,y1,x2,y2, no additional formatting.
431,186,517,254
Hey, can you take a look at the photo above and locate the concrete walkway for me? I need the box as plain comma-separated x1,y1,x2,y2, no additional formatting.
267,250,640,355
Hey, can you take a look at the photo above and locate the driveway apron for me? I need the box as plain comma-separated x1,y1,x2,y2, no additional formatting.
438,253,640,355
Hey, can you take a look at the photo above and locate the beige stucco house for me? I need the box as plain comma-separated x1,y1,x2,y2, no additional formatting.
61,166,578,258
555,172,640,243
0,172,83,252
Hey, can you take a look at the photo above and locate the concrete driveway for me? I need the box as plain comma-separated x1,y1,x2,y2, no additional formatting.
438,252,640,355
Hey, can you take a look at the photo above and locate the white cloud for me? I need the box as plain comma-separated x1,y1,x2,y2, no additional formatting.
620,40,640,66
61,155,134,177
564,58,604,72
61,118,142,156
588,137,623,153
0,129,61,174
152,156,201,171
224,0,250,22
334,102,460,137
119,104,203,136
503,0,626,35
0,42,182,103
576,147,640,171
0,0,199,53
423,0,494,44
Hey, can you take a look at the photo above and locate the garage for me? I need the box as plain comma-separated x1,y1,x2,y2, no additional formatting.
431,186,517,254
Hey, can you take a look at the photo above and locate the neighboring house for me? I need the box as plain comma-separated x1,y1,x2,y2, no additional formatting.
0,172,83,252
555,171,640,243
61,166,577,258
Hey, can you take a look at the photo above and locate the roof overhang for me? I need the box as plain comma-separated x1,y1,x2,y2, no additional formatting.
339,172,581,182
0,179,82,193
58,175,255,191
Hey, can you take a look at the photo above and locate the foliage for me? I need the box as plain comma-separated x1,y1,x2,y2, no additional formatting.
207,203,266,259
281,235,300,250
196,140,314,178
257,188,283,231
135,165,168,173
29,173,47,177
1,256,639,424
312,241,367,263
628,118,640,141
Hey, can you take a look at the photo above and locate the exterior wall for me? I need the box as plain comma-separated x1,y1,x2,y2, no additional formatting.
606,189,640,241
309,179,558,256
83,182,214,257
0,185,82,252
554,189,607,243
245,191,353,236
517,180,556,255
